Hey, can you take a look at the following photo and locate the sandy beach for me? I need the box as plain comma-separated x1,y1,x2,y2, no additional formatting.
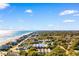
0,32,33,46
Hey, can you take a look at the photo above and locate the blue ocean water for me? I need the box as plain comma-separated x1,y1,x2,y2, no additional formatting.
0,31,32,42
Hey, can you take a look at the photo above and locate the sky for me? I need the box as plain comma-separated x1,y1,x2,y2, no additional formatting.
0,3,79,30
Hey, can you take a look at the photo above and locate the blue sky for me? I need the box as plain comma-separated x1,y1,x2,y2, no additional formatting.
0,3,79,30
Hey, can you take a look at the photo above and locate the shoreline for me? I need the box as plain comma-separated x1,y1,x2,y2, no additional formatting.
0,32,33,46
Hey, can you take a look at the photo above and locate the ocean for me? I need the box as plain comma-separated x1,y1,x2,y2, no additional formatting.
0,30,32,42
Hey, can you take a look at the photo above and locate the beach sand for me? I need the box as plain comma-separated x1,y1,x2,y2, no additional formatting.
0,32,33,46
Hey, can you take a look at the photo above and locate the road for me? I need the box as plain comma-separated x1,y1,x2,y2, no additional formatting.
59,45,69,55
10,33,33,52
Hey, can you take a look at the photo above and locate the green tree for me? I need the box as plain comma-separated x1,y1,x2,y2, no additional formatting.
46,46,67,56
27,51,38,56
27,48,38,56
19,50,28,56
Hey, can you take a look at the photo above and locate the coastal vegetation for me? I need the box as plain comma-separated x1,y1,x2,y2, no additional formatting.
1,31,79,56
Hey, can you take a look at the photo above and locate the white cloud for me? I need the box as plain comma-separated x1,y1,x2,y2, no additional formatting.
25,9,32,13
73,14,79,16
48,24,54,27
63,19,75,23
0,3,10,9
0,20,4,22
47,24,63,30
59,10,78,16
